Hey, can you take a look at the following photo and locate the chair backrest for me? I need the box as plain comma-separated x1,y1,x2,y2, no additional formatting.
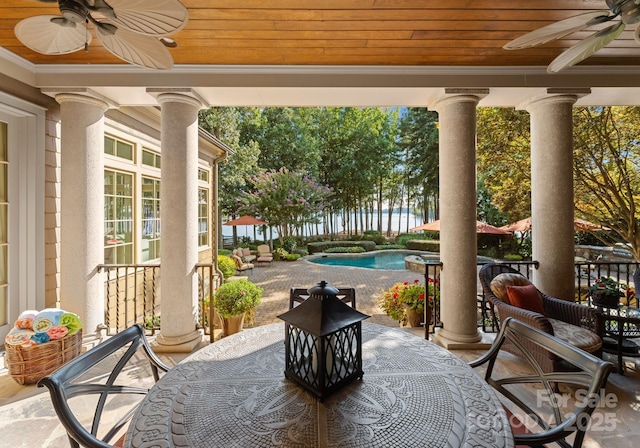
257,244,271,255
478,263,524,299
470,317,613,448
289,286,356,309
38,324,170,448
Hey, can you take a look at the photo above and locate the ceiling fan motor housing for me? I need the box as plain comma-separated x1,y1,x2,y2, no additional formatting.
621,0,640,24
59,0,88,23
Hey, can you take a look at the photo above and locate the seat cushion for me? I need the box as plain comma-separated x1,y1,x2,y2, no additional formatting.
506,284,544,314
490,273,533,304
548,318,602,354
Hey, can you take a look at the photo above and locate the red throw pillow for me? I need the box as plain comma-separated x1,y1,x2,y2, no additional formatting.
506,284,544,314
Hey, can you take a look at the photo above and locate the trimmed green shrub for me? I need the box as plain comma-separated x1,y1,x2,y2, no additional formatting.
374,244,405,250
307,240,376,254
285,253,301,261
503,253,523,261
217,255,236,279
405,239,440,252
395,232,439,246
362,230,386,245
213,279,263,318
218,248,232,256
325,246,367,253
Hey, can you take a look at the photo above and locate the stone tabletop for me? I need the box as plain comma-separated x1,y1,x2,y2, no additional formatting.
125,323,513,448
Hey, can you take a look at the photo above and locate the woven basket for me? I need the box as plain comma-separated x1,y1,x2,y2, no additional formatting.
4,329,83,385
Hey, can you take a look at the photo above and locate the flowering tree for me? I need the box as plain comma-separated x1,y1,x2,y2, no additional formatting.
238,168,332,243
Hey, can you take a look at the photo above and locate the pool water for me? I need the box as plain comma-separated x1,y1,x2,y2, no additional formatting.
306,250,421,270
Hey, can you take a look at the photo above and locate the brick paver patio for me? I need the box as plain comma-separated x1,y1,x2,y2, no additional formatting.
244,256,424,328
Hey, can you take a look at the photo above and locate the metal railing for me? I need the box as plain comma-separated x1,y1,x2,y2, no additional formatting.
99,259,640,340
99,263,221,337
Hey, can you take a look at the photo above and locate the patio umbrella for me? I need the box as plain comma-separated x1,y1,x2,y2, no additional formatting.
411,220,511,235
499,216,610,232
224,215,269,245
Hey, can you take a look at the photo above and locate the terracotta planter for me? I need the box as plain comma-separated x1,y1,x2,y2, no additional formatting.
221,313,246,336
404,305,423,327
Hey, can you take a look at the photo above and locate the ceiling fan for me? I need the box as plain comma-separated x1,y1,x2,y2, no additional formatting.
503,0,640,73
14,0,189,69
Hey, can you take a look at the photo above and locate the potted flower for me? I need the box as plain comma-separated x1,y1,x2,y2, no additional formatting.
213,279,263,336
589,277,626,308
378,279,438,327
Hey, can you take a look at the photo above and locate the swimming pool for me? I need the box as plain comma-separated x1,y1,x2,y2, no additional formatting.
306,250,424,270
306,250,495,271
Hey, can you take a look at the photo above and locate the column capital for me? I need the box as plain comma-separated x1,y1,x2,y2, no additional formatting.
146,88,207,109
432,88,489,111
42,88,114,110
519,88,591,111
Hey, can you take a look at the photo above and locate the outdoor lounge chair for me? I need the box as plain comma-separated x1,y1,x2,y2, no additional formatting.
478,263,604,373
37,324,170,448
470,317,613,448
233,247,256,263
256,244,274,266
231,254,254,274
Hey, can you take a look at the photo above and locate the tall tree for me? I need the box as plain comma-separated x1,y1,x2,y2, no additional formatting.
573,106,640,258
398,107,439,225
238,168,331,243
476,107,532,224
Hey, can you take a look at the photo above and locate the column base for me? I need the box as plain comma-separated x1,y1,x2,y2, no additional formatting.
152,330,202,353
433,328,492,350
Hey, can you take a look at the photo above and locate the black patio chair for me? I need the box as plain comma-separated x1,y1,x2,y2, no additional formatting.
38,324,170,448
289,286,356,309
470,317,614,448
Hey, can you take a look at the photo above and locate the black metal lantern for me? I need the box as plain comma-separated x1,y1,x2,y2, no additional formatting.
277,280,370,400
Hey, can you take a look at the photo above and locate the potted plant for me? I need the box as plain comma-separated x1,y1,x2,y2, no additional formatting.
213,279,263,336
589,277,626,308
378,279,438,327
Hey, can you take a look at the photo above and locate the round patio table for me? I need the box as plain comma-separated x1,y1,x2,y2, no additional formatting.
125,323,513,448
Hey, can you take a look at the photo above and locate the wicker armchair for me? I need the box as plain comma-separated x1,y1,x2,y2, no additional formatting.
479,263,604,373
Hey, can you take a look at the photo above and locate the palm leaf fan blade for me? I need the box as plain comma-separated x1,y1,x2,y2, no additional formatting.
101,0,189,36
547,21,626,73
504,10,612,49
96,25,174,69
14,15,90,55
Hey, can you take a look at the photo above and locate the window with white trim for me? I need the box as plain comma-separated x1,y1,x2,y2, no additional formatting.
104,169,134,264
141,176,161,261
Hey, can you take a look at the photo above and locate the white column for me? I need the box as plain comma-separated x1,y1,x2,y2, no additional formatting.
526,94,578,300
57,94,108,335
154,93,203,352
433,90,486,347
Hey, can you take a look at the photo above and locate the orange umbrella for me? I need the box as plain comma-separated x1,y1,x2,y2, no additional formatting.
411,220,511,235
224,215,269,244
499,216,610,232
224,215,268,226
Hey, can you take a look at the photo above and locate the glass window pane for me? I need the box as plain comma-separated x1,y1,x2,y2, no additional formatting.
156,154,161,169
104,136,115,155
0,122,7,161
0,245,7,285
142,150,155,166
0,204,7,244
116,173,132,196
0,165,6,203
116,141,133,160
0,286,6,326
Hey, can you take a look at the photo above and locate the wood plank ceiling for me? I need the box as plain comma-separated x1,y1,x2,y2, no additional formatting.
2,0,640,67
